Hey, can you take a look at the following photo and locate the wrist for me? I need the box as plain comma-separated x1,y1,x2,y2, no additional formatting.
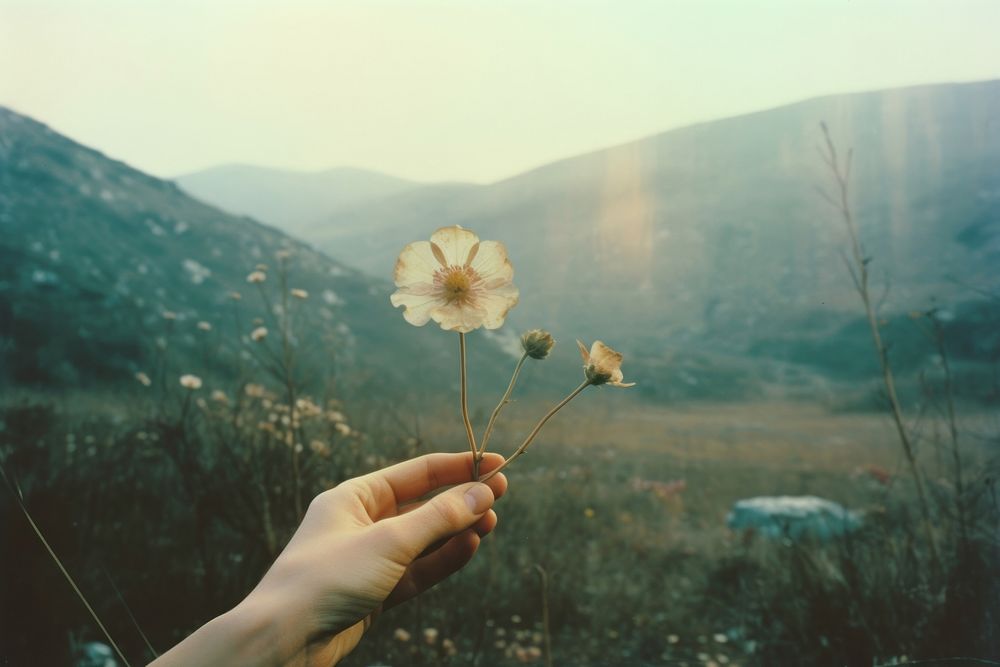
225,591,311,667
149,590,307,667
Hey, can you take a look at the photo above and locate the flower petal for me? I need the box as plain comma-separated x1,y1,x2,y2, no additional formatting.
590,341,624,370
470,240,514,284
477,284,520,329
430,302,489,333
390,289,446,327
430,226,480,267
394,241,440,288
577,340,591,364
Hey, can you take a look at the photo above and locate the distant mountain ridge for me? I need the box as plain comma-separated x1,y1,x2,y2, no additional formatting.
223,80,1000,400
176,164,420,237
0,108,510,398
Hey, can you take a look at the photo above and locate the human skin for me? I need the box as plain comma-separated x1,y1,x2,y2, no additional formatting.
151,452,508,666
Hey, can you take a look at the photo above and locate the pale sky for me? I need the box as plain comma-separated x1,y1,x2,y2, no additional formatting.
2,0,998,183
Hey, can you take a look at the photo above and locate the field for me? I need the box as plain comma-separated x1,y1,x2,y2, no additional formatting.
2,388,997,666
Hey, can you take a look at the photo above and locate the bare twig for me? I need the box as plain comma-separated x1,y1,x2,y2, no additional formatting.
818,122,943,573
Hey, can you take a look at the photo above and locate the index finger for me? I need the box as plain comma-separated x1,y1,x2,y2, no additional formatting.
367,452,507,506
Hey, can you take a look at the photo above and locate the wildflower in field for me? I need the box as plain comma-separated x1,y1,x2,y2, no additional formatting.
295,398,322,417
162,310,177,320
246,270,266,284
290,288,308,299
423,627,439,645
197,321,212,331
577,340,635,387
180,374,202,390
244,383,266,398
335,422,352,436
521,329,555,359
667,634,680,644
135,372,152,387
390,225,519,332
229,291,242,301
442,638,458,657
584,507,596,519
714,633,728,644
210,390,228,403
394,628,411,642
251,326,268,342
309,440,330,457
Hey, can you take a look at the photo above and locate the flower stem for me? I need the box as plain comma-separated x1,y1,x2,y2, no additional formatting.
479,380,591,482
479,352,529,456
458,332,479,479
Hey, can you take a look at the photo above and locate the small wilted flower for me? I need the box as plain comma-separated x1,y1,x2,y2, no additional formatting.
577,340,635,387
309,440,331,457
442,638,458,656
290,288,308,299
295,398,322,417
326,410,346,423
335,422,352,436
197,321,212,331
250,327,268,342
135,372,152,387
246,270,266,284
521,329,555,359
423,627,439,645
244,383,266,398
210,389,228,403
179,374,202,390
394,628,411,642
390,225,519,333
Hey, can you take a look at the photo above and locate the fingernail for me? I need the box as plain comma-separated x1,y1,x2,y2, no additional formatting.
464,484,493,514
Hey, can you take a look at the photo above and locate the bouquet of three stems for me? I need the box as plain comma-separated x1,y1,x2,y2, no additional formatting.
390,226,634,482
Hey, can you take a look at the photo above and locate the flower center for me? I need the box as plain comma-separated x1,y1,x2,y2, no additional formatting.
435,266,480,305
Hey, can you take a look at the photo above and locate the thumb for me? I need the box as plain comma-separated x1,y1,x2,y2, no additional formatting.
382,482,495,559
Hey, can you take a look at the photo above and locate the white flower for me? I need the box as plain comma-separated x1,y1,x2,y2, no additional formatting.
135,372,152,387
211,389,228,403
251,327,268,342
576,340,635,387
246,270,266,284
390,226,518,333
290,288,308,299
197,321,212,331
180,374,203,390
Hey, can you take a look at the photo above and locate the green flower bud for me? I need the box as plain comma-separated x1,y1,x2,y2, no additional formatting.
521,329,555,360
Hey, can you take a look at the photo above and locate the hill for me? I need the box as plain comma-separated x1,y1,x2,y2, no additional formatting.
0,108,510,401
295,80,1000,400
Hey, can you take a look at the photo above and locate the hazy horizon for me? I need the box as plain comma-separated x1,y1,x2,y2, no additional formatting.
2,0,999,183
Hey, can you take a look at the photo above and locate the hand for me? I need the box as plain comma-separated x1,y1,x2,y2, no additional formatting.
152,452,508,667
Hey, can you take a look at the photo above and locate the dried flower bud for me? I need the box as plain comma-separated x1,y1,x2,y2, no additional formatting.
290,288,309,299
577,340,635,388
251,327,268,342
246,271,266,284
520,329,555,359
